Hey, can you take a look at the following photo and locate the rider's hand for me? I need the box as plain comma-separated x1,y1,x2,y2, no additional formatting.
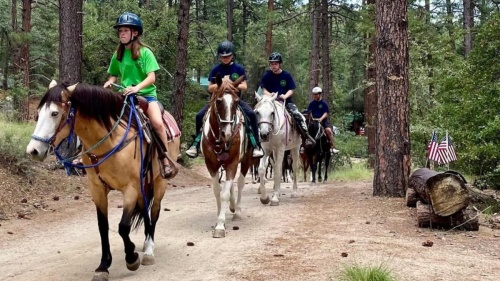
103,81,113,88
123,86,140,96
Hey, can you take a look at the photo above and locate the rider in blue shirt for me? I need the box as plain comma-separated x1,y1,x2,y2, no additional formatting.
185,41,263,158
307,87,339,154
260,52,315,145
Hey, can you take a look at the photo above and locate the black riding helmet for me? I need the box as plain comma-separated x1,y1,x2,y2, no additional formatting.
218,41,235,57
268,52,283,63
114,12,143,36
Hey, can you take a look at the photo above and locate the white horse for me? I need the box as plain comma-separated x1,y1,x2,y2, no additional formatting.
254,92,302,206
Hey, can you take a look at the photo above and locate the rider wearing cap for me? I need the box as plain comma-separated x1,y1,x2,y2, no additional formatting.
103,12,175,178
307,87,340,154
260,52,315,145
185,41,263,158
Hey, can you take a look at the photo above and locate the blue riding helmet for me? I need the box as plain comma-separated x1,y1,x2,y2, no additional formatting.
114,12,143,35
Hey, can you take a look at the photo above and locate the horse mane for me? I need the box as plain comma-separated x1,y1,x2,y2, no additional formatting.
39,82,130,131
211,77,239,102
71,83,130,131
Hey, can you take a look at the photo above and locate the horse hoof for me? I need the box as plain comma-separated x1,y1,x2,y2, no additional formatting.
230,207,235,213
92,272,109,281
142,254,155,266
260,196,270,205
270,201,279,206
213,229,226,238
126,254,141,271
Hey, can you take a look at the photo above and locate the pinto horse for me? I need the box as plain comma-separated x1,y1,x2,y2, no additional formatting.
200,74,253,238
254,92,301,206
303,112,331,183
26,81,180,281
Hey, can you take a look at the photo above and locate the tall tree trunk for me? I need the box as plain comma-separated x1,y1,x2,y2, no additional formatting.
59,0,83,84
19,0,31,120
364,0,376,168
265,0,274,56
373,0,411,197
425,0,433,96
242,0,248,59
463,0,474,57
227,0,233,41
445,0,455,51
171,0,191,131
320,0,331,104
308,0,320,96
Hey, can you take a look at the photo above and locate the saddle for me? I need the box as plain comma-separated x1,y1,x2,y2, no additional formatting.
136,96,181,141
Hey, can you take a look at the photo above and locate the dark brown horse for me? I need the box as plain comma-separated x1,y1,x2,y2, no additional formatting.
26,81,180,281
303,112,332,183
200,74,253,238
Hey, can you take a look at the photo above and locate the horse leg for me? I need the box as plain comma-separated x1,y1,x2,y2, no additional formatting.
318,155,323,182
214,168,235,238
258,152,270,204
271,149,284,206
324,153,331,182
233,171,246,220
90,185,112,281
118,193,141,271
142,178,167,266
290,147,300,198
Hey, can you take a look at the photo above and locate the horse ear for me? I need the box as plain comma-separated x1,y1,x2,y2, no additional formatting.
67,83,79,93
216,73,223,87
49,80,57,89
255,91,262,102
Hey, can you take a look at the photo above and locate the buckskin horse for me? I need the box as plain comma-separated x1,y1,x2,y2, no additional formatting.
26,80,180,281
200,74,253,238
254,92,301,206
303,112,331,183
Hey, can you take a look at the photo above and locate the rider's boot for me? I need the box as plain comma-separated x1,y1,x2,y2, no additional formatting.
186,133,201,158
247,131,264,158
298,119,316,146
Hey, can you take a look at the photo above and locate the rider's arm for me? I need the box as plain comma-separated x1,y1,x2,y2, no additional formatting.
318,112,328,122
103,76,117,88
281,89,294,100
124,72,156,95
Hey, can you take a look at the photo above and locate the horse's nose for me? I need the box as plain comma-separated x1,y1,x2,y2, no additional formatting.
28,148,39,156
260,132,269,142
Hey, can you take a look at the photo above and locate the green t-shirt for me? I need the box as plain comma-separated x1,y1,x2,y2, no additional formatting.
107,47,160,98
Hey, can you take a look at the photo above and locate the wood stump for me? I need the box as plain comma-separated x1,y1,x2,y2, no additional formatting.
416,201,479,231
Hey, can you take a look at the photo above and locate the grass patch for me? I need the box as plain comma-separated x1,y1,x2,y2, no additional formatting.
332,160,373,181
0,116,35,160
337,264,395,281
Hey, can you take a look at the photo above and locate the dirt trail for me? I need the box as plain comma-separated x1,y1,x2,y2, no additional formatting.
0,167,499,281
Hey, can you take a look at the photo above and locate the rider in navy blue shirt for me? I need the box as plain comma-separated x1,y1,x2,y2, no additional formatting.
260,52,315,144
185,41,263,158
307,86,339,154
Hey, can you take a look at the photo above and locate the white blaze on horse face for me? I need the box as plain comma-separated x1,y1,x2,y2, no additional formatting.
26,103,64,160
256,100,274,140
220,94,234,141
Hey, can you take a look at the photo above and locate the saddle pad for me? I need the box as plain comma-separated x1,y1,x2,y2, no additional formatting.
162,111,181,141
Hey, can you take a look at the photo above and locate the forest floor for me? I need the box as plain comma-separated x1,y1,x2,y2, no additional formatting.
0,157,500,281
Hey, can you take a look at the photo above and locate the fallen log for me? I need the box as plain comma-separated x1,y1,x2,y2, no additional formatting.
405,187,418,207
409,168,470,216
416,201,479,231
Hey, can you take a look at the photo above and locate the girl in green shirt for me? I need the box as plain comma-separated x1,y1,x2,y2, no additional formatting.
104,12,174,179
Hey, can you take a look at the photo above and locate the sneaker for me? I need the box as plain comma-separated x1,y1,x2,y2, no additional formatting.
185,145,199,158
330,148,340,154
252,147,264,158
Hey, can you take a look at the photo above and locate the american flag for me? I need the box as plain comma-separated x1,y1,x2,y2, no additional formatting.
427,131,440,162
438,135,457,164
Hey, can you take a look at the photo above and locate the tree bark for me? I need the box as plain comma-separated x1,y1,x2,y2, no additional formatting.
171,0,191,131
59,0,83,84
226,0,233,41
445,0,456,51
363,0,376,168
409,168,470,216
265,0,274,56
416,201,479,231
308,0,320,95
373,0,411,197
320,0,330,104
463,0,474,57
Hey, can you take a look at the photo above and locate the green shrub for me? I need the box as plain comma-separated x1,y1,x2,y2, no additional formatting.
337,264,395,281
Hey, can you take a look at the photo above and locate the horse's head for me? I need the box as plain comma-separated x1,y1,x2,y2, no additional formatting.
254,92,279,142
26,80,78,161
211,74,243,142
304,111,322,146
